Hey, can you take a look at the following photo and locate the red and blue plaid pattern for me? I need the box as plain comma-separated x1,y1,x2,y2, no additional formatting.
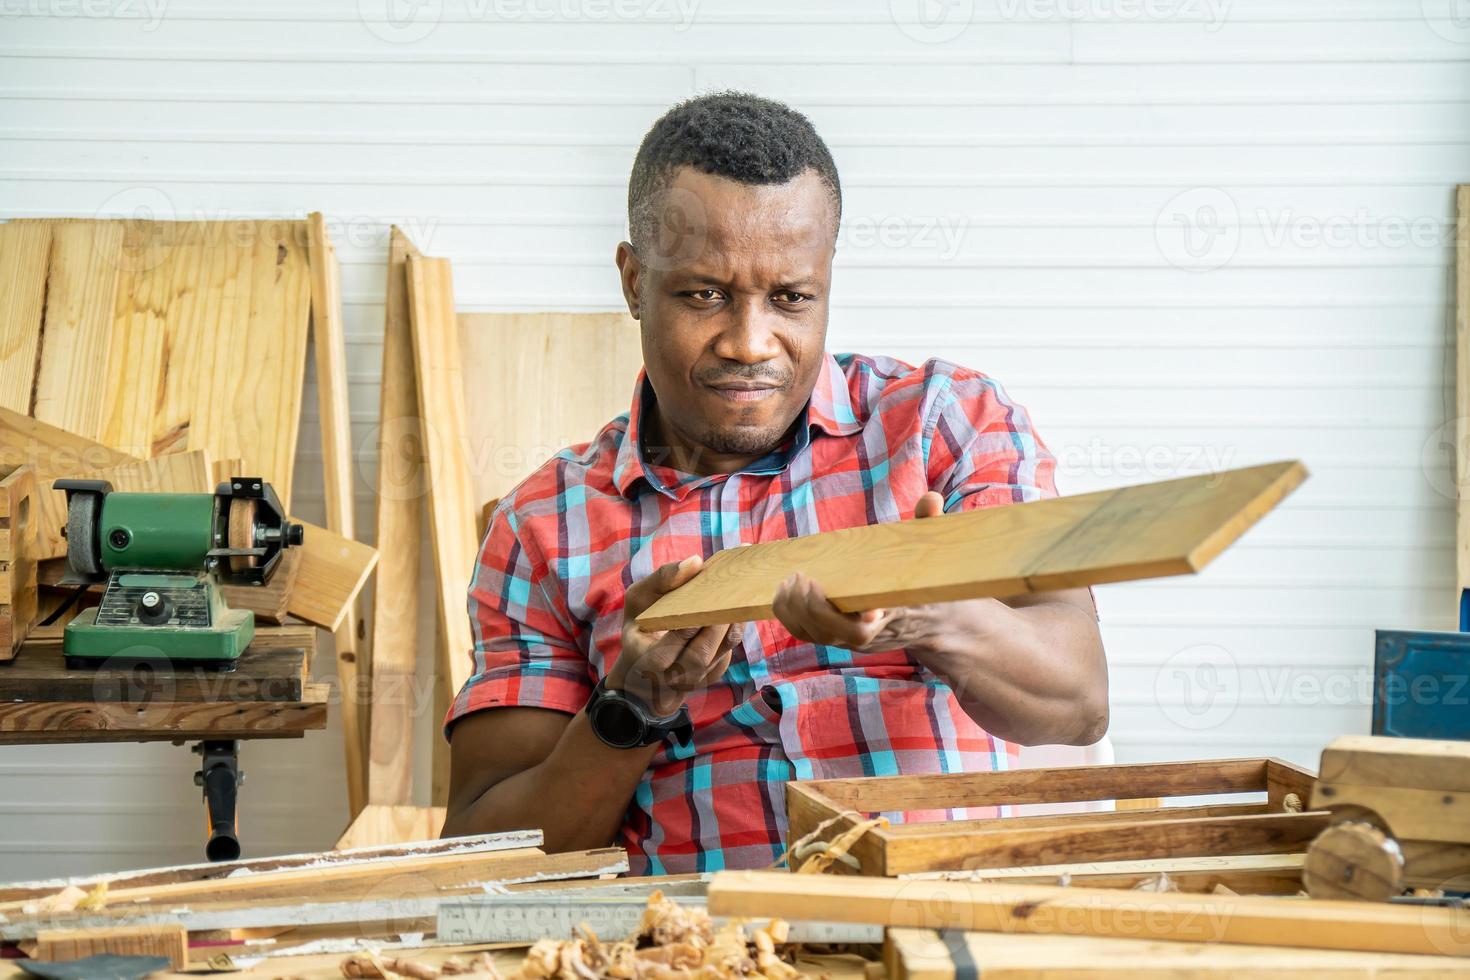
449,352,1058,873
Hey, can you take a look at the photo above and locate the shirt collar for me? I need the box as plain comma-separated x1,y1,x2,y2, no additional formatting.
613,352,863,500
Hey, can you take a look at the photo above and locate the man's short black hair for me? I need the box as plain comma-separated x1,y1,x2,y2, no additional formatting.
627,91,841,255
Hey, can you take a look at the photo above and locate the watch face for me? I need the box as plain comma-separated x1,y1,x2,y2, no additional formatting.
591,696,644,748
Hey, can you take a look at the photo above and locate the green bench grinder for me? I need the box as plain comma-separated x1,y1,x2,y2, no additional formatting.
55,477,304,669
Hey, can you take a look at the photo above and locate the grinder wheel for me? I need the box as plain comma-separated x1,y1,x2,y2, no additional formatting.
227,497,259,574
65,491,103,578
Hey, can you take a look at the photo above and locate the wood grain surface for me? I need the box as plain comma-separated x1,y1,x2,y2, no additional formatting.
640,460,1308,630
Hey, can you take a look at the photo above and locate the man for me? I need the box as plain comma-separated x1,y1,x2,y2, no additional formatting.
442,92,1108,873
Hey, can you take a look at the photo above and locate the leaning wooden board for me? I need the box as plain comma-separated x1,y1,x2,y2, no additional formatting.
0,218,313,507
640,460,1307,630
708,871,1470,957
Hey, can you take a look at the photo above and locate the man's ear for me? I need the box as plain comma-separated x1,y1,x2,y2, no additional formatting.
615,241,642,319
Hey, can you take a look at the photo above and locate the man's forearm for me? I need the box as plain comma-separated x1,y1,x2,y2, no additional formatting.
441,712,657,853
906,596,1108,746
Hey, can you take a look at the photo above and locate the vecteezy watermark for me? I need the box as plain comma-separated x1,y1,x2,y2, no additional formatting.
359,0,699,43
1154,644,1239,731
996,0,1230,29
840,215,971,261
0,0,168,29
1154,186,1240,272
888,0,975,44
1422,0,1470,44
1055,439,1237,484
1258,209,1447,251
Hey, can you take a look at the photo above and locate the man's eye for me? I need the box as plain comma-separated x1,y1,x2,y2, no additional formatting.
686,289,721,302
774,291,808,305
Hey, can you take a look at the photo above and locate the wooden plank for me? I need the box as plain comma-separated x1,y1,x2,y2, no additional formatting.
308,212,368,820
405,256,478,717
221,543,300,624
1316,734,1470,794
0,221,53,413
36,924,187,969
367,227,426,808
880,812,1328,876
0,683,329,742
641,460,1306,630
336,804,447,850
289,520,378,631
910,852,1306,895
0,829,539,904
1457,183,1470,598
0,627,309,702
885,928,1470,979
456,311,642,513
796,758,1274,814
32,221,124,438
708,871,1470,957
0,464,37,661
0,405,132,476
0,848,630,940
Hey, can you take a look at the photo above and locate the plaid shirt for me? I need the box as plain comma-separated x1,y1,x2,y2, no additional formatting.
449,352,1057,874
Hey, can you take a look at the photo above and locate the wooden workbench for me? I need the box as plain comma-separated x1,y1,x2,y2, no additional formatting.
0,624,328,743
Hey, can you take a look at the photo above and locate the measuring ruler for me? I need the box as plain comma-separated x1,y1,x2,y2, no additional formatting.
437,894,880,945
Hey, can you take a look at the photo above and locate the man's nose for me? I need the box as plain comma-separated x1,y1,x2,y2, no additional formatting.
712,299,782,364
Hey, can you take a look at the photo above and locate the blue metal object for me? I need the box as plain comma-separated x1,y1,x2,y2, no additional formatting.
1373,629,1470,740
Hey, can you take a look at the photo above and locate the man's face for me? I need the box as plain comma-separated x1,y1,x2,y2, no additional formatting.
616,167,836,474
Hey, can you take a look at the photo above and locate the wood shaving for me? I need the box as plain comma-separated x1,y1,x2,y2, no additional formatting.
19,881,107,916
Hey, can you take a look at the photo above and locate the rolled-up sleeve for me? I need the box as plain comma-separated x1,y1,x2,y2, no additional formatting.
923,368,1058,513
444,502,594,735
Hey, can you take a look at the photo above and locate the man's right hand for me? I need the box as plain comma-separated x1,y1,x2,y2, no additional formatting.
609,555,740,716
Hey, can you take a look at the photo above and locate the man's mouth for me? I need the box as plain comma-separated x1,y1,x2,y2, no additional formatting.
705,381,783,403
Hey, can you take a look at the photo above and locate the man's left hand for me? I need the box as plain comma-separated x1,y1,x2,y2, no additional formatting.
770,490,946,652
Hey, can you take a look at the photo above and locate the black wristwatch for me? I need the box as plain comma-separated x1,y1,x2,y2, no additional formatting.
585,679,693,749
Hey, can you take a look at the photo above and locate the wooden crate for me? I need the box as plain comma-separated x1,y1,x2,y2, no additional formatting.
0,464,37,661
786,757,1320,878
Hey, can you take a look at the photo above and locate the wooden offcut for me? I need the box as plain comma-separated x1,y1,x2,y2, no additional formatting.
367,227,427,810
35,923,188,970
708,871,1470,957
640,460,1307,630
0,221,52,413
786,757,1318,877
335,804,447,850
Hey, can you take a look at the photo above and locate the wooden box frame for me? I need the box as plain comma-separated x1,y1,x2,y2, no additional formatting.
786,757,1320,878
0,464,37,661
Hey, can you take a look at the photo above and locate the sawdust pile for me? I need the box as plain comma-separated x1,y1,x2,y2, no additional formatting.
341,891,809,980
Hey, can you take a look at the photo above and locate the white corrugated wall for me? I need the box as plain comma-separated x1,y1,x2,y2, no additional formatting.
0,0,1466,878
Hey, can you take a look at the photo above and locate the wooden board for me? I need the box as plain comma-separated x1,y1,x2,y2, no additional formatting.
885,927,1470,979
1457,184,1470,598
31,221,124,437
0,464,37,661
307,212,368,819
0,829,539,905
0,685,329,743
367,228,427,809
912,853,1307,896
0,624,312,702
96,220,313,503
639,460,1307,630
405,254,479,753
708,871,1470,957
36,924,187,970
786,757,1317,877
336,804,447,850
456,311,642,513
0,221,53,413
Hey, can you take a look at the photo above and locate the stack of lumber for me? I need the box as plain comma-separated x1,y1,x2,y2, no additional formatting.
0,215,378,811
0,832,628,961
351,228,642,844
